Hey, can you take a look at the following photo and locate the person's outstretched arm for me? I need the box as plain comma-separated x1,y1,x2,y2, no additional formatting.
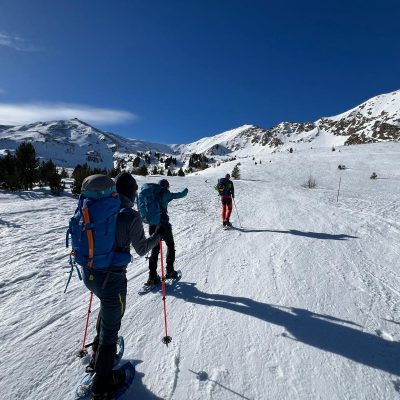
128,211,160,256
167,188,188,202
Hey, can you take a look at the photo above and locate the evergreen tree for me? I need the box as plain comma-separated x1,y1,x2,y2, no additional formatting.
151,165,158,175
132,156,141,168
177,167,185,176
231,164,241,179
167,169,172,176
38,160,56,187
60,168,69,179
48,172,64,195
133,165,148,176
109,166,121,178
140,165,148,176
15,142,39,190
0,152,22,191
71,163,92,195
188,153,209,170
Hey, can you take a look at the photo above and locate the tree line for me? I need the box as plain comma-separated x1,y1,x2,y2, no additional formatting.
0,142,190,196
0,142,66,194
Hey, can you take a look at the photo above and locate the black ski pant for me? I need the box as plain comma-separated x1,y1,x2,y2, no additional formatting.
148,223,175,275
83,268,127,378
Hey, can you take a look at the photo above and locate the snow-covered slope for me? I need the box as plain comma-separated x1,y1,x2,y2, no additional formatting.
0,118,172,169
0,90,399,171
318,89,400,145
175,90,400,159
1,142,400,399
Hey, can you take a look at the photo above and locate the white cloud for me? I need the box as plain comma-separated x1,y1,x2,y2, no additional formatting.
0,33,38,52
0,102,138,126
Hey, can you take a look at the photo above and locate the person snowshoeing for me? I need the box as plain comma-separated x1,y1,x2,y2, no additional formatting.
146,179,188,286
216,173,235,227
81,173,162,400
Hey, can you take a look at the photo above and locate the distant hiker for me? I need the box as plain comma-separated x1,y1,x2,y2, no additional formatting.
78,173,162,399
215,173,235,227
139,179,188,285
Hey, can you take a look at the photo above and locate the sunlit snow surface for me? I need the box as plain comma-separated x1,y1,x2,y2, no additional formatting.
1,142,400,399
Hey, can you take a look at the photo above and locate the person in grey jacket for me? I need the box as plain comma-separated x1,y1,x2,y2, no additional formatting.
82,172,162,399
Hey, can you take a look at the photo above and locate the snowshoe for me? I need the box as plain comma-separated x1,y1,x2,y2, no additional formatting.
138,274,161,295
165,269,182,285
75,360,135,400
85,336,124,374
165,269,179,279
146,274,161,286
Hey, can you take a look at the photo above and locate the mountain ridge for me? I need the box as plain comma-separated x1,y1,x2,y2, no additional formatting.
0,89,399,170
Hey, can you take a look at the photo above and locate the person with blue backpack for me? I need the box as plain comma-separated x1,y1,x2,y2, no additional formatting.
69,173,162,400
215,173,235,227
138,179,188,286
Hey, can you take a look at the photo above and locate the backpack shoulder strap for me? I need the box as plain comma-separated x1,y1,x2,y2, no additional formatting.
120,207,134,214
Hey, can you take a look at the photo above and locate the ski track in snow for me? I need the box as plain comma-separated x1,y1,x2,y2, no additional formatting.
1,142,400,399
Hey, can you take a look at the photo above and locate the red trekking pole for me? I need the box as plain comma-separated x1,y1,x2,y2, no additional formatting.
78,291,93,357
160,240,172,346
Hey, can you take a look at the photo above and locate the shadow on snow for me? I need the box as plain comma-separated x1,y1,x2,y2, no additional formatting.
233,227,358,240
170,282,400,376
188,369,252,400
0,218,23,228
123,360,163,400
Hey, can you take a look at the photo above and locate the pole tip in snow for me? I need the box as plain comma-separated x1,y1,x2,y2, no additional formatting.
162,336,172,346
77,349,88,358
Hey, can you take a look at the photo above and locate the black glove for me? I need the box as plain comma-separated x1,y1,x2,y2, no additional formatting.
154,224,166,238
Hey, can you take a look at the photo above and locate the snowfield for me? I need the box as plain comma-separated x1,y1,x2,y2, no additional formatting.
1,142,400,400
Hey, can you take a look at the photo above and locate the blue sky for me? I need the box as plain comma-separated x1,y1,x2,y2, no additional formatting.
0,0,399,144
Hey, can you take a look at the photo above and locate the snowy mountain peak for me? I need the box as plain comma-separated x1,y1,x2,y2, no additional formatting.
0,89,399,170
0,119,172,168
328,89,400,122
318,89,400,145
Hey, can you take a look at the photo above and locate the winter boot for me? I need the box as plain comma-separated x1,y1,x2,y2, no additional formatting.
226,219,232,227
145,272,161,286
92,344,126,399
223,220,227,227
85,336,99,373
92,369,126,400
165,269,179,279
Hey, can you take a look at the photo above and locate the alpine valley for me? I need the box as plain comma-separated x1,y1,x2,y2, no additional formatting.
0,89,399,172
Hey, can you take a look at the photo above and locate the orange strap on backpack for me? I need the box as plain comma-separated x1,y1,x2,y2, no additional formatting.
82,206,94,268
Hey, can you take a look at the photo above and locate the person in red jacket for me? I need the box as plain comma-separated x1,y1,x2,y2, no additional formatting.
215,173,235,227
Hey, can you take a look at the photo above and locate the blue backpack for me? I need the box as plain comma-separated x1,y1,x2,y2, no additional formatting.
66,191,132,271
138,183,163,225
217,178,230,196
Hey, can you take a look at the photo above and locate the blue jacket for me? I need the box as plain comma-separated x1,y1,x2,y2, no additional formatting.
159,188,188,224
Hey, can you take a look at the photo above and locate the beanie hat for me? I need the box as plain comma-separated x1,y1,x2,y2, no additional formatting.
158,179,170,189
115,172,138,201
81,174,116,199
